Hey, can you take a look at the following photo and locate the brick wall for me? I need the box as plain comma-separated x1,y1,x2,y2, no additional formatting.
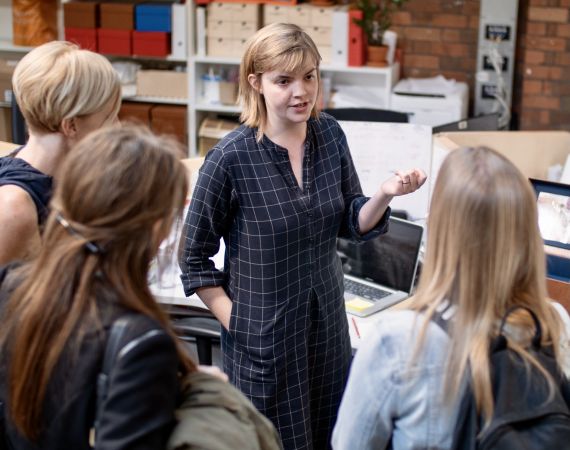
391,0,570,130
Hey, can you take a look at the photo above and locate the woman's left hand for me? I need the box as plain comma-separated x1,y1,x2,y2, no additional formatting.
381,168,427,197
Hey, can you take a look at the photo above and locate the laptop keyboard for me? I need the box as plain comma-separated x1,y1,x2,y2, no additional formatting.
344,279,392,302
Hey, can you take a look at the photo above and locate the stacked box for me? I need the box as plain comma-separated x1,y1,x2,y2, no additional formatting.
206,2,260,58
134,3,172,57
63,1,99,51
136,70,188,99
119,102,153,126
150,105,188,152
63,2,99,28
97,29,132,56
135,4,172,32
264,4,337,64
100,3,134,30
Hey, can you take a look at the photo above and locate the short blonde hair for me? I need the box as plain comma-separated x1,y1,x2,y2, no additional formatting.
239,23,322,141
12,41,121,134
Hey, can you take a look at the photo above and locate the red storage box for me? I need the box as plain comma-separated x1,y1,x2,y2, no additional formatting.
133,31,170,57
65,27,97,51
97,29,132,56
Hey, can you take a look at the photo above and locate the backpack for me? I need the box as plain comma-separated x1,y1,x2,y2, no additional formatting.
433,305,570,450
96,316,283,450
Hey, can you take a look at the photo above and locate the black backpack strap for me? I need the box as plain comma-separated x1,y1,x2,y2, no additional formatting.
91,315,135,447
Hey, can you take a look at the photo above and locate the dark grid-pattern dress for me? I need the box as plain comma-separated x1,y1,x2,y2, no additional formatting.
179,113,389,450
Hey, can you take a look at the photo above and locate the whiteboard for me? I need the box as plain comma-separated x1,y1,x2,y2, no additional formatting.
338,121,433,220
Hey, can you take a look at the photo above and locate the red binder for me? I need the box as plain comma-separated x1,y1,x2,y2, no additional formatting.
348,10,365,67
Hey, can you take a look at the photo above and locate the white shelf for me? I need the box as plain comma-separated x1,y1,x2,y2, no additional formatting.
193,56,240,65
123,95,188,106
0,39,34,53
195,103,240,113
0,101,10,108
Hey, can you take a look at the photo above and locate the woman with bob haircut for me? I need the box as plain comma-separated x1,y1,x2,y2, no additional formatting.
332,146,570,449
0,40,121,265
0,125,197,449
179,22,426,449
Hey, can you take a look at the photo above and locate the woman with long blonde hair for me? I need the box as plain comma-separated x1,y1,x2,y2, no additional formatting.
0,125,196,449
0,40,121,265
332,146,570,449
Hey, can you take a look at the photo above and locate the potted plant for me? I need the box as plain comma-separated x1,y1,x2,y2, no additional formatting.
354,0,409,66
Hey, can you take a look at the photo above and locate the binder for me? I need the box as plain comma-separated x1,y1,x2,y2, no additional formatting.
196,6,206,57
331,9,349,67
171,4,187,59
348,10,365,67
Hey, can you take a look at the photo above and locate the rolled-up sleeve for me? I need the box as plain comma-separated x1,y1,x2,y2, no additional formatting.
178,149,233,297
335,123,390,241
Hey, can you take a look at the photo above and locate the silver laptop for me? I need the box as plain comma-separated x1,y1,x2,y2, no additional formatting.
339,217,424,317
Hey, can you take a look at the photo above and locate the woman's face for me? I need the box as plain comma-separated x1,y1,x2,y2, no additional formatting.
255,62,318,132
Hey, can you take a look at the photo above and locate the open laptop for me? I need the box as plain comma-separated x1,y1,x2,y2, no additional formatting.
338,217,424,317
529,178,570,282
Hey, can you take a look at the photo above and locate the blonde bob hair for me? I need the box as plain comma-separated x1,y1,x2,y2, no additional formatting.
410,146,563,424
12,40,121,134
239,22,322,141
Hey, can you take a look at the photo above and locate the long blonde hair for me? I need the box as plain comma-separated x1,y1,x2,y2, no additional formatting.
239,22,322,141
1,125,196,440
12,40,121,134
410,146,562,423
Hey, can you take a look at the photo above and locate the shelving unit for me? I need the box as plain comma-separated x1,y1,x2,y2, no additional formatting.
0,0,401,156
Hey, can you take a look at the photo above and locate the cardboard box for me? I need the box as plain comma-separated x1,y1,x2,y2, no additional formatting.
136,70,187,99
65,27,97,51
97,29,132,56
0,59,16,104
63,2,99,29
118,102,153,126
150,105,187,152
433,131,570,183
100,3,134,30
133,31,170,57
198,117,238,156
0,109,12,146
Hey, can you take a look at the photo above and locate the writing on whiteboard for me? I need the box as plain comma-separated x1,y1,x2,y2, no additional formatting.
338,121,432,220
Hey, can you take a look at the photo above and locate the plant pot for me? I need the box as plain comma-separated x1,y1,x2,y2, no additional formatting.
366,45,389,67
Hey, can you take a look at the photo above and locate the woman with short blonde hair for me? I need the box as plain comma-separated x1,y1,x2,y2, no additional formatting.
333,146,570,449
0,41,121,265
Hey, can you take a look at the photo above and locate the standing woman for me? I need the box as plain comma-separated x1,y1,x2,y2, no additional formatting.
179,23,426,450
332,146,570,449
0,41,121,265
0,126,196,449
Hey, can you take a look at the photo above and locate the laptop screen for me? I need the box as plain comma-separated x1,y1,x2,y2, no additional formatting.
530,178,570,251
337,217,424,294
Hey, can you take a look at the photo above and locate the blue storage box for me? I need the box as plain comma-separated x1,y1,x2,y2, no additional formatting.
135,3,172,32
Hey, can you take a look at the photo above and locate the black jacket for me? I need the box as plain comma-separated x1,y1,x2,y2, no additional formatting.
0,266,180,450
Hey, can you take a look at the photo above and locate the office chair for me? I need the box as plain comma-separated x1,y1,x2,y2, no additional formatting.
323,108,409,123
11,94,27,145
172,315,221,366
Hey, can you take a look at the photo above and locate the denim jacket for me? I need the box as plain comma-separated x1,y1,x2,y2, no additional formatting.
332,304,570,450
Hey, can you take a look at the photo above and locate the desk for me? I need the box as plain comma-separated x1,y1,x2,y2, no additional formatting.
0,140,18,156
153,276,392,352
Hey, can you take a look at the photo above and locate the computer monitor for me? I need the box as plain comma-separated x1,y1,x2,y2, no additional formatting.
530,178,570,282
432,113,499,134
